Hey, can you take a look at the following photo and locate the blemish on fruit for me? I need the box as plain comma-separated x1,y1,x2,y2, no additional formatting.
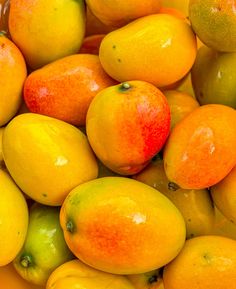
117,58,122,62
168,182,180,191
66,220,75,233
148,275,158,284
20,255,33,268
112,45,116,49
42,193,47,197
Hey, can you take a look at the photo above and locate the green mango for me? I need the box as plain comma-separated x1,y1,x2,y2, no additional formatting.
13,203,74,286
192,45,236,108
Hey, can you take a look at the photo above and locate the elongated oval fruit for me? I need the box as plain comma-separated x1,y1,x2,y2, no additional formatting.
9,0,86,69
86,81,170,175
60,177,186,274
164,104,236,189
99,14,197,87
14,203,74,285
2,113,98,205
0,169,28,266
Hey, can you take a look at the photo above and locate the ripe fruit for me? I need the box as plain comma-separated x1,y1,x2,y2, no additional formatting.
0,169,28,266
189,0,236,52
9,0,86,69
0,127,4,165
85,0,161,28
192,45,236,108
163,236,236,289
2,113,98,205
127,269,164,289
24,54,116,126
211,165,236,224
86,81,170,175
46,259,135,289
0,263,43,289
60,177,186,274
134,158,215,239
0,34,27,126
99,14,197,87
164,104,236,189
162,0,189,16
163,90,199,129
14,203,74,285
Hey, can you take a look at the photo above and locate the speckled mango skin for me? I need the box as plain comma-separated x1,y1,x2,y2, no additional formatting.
164,104,236,189
24,54,116,126
60,177,186,275
9,0,86,69
86,81,170,175
2,113,98,206
99,14,197,87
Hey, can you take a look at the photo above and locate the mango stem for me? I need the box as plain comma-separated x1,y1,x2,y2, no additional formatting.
20,255,32,268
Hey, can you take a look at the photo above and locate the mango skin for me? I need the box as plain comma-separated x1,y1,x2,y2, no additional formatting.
211,165,236,224
9,0,86,69
0,35,27,126
99,14,197,87
0,169,28,266
86,81,170,175
2,113,98,206
60,177,186,275
192,45,236,108
14,203,74,286
134,159,215,239
163,104,236,189
47,259,135,289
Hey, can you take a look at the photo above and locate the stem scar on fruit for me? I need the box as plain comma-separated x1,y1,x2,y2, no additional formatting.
119,82,132,92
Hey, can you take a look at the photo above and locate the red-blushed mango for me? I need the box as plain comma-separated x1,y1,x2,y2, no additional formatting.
163,104,236,189
0,34,27,126
24,54,116,126
2,113,98,206
85,0,161,28
9,0,86,69
60,177,186,275
46,259,135,289
99,14,197,87
211,165,236,224
86,81,171,175
163,236,236,289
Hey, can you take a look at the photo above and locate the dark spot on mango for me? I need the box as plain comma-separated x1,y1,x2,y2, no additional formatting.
203,253,211,263
117,58,122,62
188,218,191,222
148,275,158,284
112,45,116,49
66,219,76,233
1,43,5,48
42,193,47,197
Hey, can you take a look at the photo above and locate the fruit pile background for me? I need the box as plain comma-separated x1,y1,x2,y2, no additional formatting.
1,0,236,289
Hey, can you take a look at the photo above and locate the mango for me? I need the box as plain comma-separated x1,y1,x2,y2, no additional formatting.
0,34,27,126
47,259,135,289
86,81,170,175
14,203,74,285
9,0,86,69
2,113,98,206
164,104,236,189
192,45,236,108
60,177,186,274
0,169,28,266
99,14,197,87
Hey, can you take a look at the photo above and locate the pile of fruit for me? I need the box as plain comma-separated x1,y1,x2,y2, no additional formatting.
1,0,236,288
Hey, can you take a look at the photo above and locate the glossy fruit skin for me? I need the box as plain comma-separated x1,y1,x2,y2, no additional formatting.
164,90,199,129
86,81,170,175
99,14,197,87
163,236,236,289
60,177,186,275
211,165,236,224
0,35,27,126
13,203,74,285
0,263,43,289
192,45,236,108
189,0,236,52
0,169,28,266
85,0,161,28
134,159,215,239
2,113,98,206
24,54,116,126
46,259,135,289
127,269,164,289
164,104,236,189
9,0,86,69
